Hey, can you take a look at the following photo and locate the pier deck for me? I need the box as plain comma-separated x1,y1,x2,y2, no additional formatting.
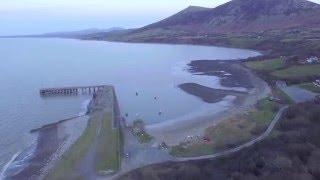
40,85,107,96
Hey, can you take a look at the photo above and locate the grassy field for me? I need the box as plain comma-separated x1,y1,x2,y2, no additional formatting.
271,64,320,79
245,58,284,71
170,143,214,157
170,99,281,157
132,120,153,144
206,117,254,149
46,116,99,180
248,98,279,125
96,112,121,173
297,82,320,93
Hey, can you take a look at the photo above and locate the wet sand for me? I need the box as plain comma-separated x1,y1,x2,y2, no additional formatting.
2,116,89,180
2,110,90,179
147,60,270,145
187,60,255,89
179,83,248,104
4,125,60,179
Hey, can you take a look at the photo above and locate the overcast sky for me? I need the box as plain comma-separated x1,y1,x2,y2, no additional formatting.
0,0,320,35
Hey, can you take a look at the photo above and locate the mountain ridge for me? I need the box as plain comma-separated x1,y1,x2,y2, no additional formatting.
90,0,320,57
136,0,320,34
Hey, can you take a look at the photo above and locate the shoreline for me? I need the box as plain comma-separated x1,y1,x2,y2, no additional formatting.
147,61,270,146
0,97,93,179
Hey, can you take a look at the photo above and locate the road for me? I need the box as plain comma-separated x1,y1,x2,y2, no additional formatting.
281,86,319,103
276,80,319,103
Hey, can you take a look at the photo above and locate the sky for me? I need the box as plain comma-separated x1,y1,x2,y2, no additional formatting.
0,0,320,35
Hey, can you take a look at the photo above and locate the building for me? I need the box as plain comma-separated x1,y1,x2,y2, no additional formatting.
306,56,319,64
314,80,320,88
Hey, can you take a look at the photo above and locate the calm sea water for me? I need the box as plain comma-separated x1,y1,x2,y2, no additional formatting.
0,38,260,170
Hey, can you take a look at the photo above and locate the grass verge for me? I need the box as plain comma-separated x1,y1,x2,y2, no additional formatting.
95,112,121,174
245,58,284,71
46,116,99,180
271,64,320,79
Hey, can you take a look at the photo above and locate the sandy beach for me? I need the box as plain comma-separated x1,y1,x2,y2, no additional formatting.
146,61,270,145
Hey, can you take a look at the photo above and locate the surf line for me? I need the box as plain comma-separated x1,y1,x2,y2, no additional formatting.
0,151,21,180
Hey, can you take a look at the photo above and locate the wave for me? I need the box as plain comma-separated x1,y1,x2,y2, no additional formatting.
0,151,20,180
1,96,92,179
0,140,36,180
78,98,91,116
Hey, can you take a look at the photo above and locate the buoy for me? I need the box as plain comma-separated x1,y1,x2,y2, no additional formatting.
154,96,157,100
136,92,139,96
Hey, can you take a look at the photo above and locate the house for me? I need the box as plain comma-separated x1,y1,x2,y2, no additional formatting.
313,80,320,88
306,56,319,64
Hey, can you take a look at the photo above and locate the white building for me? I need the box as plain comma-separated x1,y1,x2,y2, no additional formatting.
306,56,319,64
314,80,320,87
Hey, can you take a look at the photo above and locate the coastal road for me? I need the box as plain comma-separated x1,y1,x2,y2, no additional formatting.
174,105,289,162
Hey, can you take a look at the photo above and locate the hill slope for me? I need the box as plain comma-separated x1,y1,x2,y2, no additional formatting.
93,0,320,56
137,0,320,34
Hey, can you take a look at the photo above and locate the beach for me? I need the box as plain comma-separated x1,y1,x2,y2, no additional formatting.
146,61,270,145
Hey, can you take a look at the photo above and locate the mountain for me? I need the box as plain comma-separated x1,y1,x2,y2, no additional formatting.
135,0,320,34
99,0,320,43
135,0,320,33
94,0,320,56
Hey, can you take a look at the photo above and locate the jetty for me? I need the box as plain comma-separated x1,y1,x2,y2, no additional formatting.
40,85,106,96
